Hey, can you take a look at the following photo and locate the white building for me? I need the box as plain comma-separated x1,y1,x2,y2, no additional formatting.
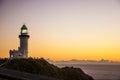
9,25,30,58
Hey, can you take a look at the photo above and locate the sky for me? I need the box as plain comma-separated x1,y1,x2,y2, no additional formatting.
0,0,120,61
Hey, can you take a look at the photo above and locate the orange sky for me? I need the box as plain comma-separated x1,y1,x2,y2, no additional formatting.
0,0,120,61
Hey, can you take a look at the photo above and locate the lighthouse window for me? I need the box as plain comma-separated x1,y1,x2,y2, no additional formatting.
22,29,27,33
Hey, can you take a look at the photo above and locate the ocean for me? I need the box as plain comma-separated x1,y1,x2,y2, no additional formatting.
55,63,120,80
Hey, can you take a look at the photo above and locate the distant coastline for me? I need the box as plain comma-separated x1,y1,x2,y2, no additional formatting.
47,59,120,65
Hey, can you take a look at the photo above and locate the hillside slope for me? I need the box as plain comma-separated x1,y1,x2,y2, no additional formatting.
1,58,94,80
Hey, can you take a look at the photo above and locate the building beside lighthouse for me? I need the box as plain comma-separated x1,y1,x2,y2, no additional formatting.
9,24,30,58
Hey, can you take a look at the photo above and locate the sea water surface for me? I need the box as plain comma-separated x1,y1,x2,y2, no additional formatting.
55,63,120,80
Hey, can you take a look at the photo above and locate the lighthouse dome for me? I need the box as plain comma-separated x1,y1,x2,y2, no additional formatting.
21,24,28,34
21,24,27,29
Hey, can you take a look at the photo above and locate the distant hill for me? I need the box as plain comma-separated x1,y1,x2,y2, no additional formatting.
48,59,120,64
0,58,94,80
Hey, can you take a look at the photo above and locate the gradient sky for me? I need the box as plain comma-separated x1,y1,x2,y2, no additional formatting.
0,0,120,61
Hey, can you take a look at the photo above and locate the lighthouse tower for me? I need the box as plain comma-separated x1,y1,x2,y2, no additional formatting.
9,24,30,58
19,25,30,58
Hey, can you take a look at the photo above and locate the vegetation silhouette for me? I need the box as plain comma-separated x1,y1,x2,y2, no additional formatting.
0,58,94,80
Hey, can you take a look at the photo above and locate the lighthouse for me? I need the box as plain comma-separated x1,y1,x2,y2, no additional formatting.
9,24,30,58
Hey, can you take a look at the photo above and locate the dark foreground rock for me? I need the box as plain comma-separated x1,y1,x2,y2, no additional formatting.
0,58,94,80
